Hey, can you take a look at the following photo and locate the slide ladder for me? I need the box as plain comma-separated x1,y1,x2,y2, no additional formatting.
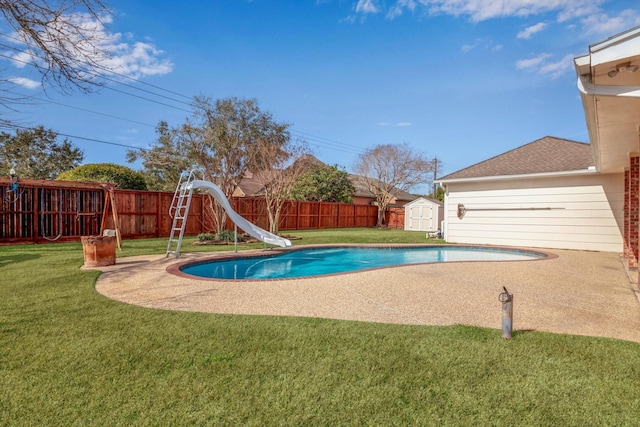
166,171,198,258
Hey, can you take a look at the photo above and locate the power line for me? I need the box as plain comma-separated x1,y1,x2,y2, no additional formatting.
100,84,192,113
4,85,367,156
290,129,367,155
3,89,156,128
0,122,148,151
0,50,193,113
0,35,370,158
0,31,193,103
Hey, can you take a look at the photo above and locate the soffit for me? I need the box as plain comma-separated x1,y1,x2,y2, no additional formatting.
577,28,640,173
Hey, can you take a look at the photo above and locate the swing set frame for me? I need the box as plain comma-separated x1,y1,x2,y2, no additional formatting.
0,178,121,245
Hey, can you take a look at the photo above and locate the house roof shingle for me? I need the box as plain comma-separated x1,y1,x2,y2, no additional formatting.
350,174,418,202
438,136,594,181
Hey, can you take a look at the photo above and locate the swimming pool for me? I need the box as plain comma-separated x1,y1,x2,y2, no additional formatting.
177,246,547,280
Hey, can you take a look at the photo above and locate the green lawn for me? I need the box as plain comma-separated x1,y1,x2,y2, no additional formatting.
1,228,639,425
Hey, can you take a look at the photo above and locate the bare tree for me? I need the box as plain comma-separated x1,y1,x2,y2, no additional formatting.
0,0,112,96
354,143,433,227
248,138,310,234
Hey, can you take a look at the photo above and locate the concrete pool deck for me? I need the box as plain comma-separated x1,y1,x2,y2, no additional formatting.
93,246,640,343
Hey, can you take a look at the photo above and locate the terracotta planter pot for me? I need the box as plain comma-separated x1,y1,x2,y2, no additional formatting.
81,235,116,267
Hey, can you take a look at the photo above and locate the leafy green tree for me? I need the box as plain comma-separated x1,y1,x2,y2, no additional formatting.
58,163,148,190
291,163,355,203
128,96,294,232
0,126,83,179
126,121,190,192
430,186,445,202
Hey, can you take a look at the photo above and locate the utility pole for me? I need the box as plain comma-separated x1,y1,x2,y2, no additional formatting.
432,157,441,196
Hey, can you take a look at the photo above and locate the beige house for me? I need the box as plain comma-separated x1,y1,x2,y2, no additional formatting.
437,25,640,284
575,25,640,274
436,137,623,252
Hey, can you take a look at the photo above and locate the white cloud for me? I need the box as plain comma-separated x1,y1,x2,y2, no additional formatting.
102,41,173,78
538,53,575,79
557,2,603,23
410,0,606,23
350,0,637,34
355,0,379,14
397,122,412,127
348,0,640,37
7,76,40,89
515,53,552,70
386,0,417,19
2,12,173,81
347,0,640,44
6,50,32,68
517,22,548,39
460,37,500,53
580,9,640,35
516,53,574,79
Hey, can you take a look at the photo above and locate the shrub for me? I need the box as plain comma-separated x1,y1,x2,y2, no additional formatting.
197,233,216,242
57,163,147,190
217,230,235,242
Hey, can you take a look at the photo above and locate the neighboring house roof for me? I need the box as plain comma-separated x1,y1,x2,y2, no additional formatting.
234,154,325,197
438,136,594,181
350,174,418,203
235,155,420,203
232,171,264,197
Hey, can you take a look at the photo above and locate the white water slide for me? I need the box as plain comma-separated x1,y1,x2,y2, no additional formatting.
189,180,292,248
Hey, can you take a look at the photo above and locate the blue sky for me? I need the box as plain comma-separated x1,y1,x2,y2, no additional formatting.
3,0,640,186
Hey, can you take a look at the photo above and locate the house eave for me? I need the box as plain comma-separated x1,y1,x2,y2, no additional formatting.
574,26,640,174
435,168,599,186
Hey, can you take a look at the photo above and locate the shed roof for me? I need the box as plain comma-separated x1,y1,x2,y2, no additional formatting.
438,136,594,181
403,196,443,207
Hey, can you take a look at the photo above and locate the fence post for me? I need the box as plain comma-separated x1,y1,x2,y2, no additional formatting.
155,192,160,238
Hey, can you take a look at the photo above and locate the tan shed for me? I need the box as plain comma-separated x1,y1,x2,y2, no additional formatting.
403,197,443,232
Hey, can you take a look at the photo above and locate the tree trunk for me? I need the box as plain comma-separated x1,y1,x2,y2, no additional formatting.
376,206,385,227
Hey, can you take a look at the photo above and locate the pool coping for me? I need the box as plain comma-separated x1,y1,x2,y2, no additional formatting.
167,243,558,282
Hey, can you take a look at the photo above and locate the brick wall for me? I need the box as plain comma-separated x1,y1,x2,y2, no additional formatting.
629,156,639,269
624,168,630,261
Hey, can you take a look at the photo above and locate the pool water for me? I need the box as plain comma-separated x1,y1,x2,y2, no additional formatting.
180,246,546,280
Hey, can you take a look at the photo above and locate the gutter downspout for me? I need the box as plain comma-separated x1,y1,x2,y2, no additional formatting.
439,182,448,241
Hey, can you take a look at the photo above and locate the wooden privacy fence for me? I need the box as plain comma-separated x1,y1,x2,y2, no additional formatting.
232,198,378,231
0,178,379,244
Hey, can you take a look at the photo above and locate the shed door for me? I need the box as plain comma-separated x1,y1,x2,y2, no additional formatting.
409,205,434,231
